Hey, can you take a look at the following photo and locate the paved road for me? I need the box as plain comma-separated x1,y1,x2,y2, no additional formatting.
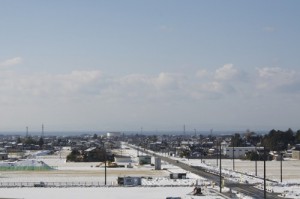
131,145,285,199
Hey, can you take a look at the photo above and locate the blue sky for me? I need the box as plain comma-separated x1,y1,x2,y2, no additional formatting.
1,1,300,133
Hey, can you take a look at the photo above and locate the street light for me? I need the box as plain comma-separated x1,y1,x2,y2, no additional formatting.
102,142,107,185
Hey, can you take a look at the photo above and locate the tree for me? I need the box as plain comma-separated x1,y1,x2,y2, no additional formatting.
230,133,243,147
295,130,300,144
262,129,295,151
24,136,37,145
17,137,22,144
93,134,98,139
66,149,81,162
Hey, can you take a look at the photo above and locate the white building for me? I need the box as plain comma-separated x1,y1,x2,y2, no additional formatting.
225,147,264,158
106,132,122,138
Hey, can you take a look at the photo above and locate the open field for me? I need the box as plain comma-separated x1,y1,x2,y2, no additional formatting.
196,158,300,182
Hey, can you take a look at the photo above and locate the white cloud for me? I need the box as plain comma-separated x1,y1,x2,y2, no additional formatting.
214,64,238,80
152,72,183,90
2,65,300,131
0,57,22,67
196,69,208,78
2,65,299,109
256,67,297,90
0,70,104,100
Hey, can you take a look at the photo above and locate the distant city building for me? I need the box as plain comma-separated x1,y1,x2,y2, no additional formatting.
106,132,122,138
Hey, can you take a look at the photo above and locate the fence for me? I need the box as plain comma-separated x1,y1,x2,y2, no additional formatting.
0,181,194,188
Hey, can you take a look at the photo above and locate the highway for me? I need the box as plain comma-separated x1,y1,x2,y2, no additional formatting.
131,145,285,199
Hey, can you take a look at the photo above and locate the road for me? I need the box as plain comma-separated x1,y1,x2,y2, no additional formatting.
131,145,285,199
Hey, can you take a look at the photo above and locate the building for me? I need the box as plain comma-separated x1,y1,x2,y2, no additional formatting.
117,176,142,186
106,132,122,138
225,147,264,158
114,155,132,163
169,169,187,179
137,155,151,165
0,152,8,160
292,144,300,160
154,157,161,170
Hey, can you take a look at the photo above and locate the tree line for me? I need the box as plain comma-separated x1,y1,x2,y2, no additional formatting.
230,128,300,151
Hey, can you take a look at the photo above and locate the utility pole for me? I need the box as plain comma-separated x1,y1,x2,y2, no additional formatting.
42,124,44,138
105,154,107,185
232,138,235,171
104,144,107,185
255,145,257,176
280,152,283,183
26,126,29,137
216,139,219,167
264,146,266,199
219,142,222,193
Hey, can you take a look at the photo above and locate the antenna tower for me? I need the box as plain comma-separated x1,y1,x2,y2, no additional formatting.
26,126,29,137
42,124,44,138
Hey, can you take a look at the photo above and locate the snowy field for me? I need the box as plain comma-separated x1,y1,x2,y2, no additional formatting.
2,144,300,198
155,150,300,199
0,187,227,199
0,146,225,199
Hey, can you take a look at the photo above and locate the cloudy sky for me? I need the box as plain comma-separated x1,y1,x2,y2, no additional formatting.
1,1,300,133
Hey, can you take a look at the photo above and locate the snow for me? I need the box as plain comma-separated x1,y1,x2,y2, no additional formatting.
0,187,225,199
154,150,300,198
1,143,300,198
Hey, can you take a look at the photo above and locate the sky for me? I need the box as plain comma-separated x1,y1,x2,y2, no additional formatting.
1,0,300,133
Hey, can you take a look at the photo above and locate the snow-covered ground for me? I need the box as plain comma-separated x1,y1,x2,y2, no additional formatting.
154,149,300,199
1,143,300,198
0,145,228,199
0,187,226,199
